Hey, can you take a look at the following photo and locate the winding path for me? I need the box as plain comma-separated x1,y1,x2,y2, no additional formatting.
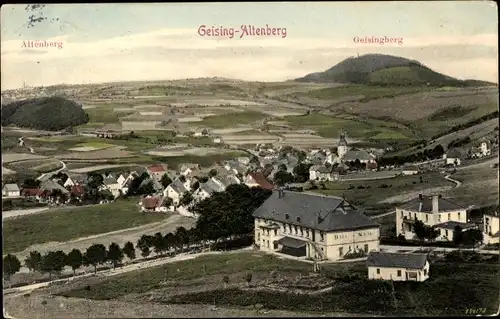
18,136,67,181
444,175,462,188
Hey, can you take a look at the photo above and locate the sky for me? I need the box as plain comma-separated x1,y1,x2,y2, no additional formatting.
1,2,498,89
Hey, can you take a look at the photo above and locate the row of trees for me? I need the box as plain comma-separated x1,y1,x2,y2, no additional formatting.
4,184,272,286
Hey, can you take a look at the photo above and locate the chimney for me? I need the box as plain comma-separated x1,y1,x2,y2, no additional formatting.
432,195,439,214
285,213,290,220
418,193,423,200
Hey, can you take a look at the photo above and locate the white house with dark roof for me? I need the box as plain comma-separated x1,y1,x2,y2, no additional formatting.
253,190,380,262
2,183,20,197
483,213,499,244
163,178,189,206
309,165,336,181
395,194,472,241
443,148,462,166
194,178,225,202
367,251,430,282
101,177,121,198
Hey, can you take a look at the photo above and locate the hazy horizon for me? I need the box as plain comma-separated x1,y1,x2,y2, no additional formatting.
1,2,498,90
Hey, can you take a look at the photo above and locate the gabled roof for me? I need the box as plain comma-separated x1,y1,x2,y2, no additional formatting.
253,191,379,232
168,179,187,194
201,179,225,195
446,148,462,158
343,149,375,162
21,188,40,196
310,165,331,174
142,196,161,209
103,177,118,185
398,195,465,213
434,221,477,230
3,183,20,192
147,164,167,173
367,252,428,270
247,172,275,190
70,185,85,197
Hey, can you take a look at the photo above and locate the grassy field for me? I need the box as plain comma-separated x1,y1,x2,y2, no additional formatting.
58,252,499,316
283,114,415,140
73,142,115,149
446,165,499,207
84,107,134,124
3,198,169,254
200,111,266,128
299,85,426,101
4,158,63,174
310,172,452,207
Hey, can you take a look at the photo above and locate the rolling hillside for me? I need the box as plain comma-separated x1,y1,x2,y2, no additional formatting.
1,96,89,131
296,54,496,87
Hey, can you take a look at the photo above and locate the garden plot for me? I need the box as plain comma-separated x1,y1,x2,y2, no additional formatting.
146,147,226,157
211,128,255,134
222,134,279,145
177,116,204,122
59,147,134,160
69,142,115,152
279,133,339,147
2,152,46,163
114,107,136,111
121,120,163,131
139,111,164,116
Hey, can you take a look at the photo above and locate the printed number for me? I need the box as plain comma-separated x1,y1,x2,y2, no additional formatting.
465,308,487,315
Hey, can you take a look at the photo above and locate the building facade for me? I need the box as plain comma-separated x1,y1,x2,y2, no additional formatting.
395,194,471,241
483,213,499,244
253,190,380,261
367,251,430,282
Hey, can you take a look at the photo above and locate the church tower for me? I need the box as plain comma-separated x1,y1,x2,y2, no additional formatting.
337,131,348,158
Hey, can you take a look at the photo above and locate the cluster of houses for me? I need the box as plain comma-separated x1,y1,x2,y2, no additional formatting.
251,189,498,282
443,138,497,166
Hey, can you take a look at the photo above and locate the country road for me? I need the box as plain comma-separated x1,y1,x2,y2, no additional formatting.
18,135,67,181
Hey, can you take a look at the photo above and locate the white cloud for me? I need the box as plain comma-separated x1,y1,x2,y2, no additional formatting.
1,28,498,89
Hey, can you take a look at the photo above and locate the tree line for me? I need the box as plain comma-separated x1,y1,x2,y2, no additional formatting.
431,111,499,140
378,144,445,167
3,184,272,286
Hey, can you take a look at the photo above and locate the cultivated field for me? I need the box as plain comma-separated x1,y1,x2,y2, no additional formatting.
2,152,46,163
4,158,63,174
58,147,134,160
2,198,173,254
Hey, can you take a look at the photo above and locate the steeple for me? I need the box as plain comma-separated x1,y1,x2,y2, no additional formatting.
338,131,347,147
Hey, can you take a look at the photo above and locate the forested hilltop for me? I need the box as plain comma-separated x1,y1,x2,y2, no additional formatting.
1,96,89,131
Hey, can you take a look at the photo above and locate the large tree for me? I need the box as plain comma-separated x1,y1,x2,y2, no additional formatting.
107,243,124,269
179,192,194,206
66,249,83,276
160,173,172,188
122,241,136,260
24,251,42,273
84,244,107,273
191,184,272,241
293,163,312,183
40,250,67,279
3,254,21,286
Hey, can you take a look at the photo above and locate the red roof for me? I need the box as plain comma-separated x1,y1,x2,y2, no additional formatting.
247,172,275,190
147,164,167,173
21,188,40,196
71,185,85,197
37,190,53,197
142,196,161,209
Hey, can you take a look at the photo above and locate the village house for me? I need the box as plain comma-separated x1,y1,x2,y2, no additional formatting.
395,194,474,241
470,140,492,158
483,213,499,244
2,183,20,197
180,163,202,177
163,178,189,206
244,172,275,190
101,177,121,198
442,148,462,166
193,128,210,137
342,149,377,165
253,190,380,261
146,164,168,180
212,136,224,144
367,251,430,282
309,165,336,181
193,178,226,202
63,173,88,188
140,196,171,212
224,160,248,176
401,165,420,176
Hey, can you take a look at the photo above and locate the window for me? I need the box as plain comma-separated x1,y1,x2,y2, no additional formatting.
300,227,303,236
414,213,417,220
294,226,298,234
321,247,324,252
445,230,449,237
397,270,401,277
358,232,363,236
364,244,369,253
257,233,260,241
424,269,427,276
306,229,309,237
425,214,428,222
338,247,343,256
335,235,338,240
438,215,441,222
274,229,277,236
458,212,461,219
448,213,451,220
320,232,325,242
401,211,403,218
377,268,380,274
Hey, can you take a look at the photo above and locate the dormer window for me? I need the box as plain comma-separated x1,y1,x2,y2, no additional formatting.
285,214,290,220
